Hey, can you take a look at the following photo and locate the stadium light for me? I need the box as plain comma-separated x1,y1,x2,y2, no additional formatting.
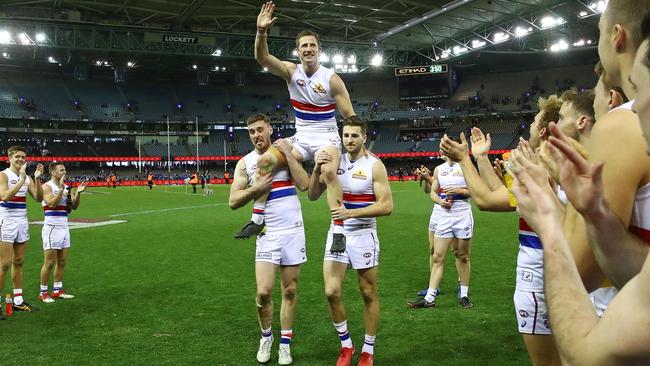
540,16,565,29
549,39,569,52
370,53,383,66
319,53,329,63
588,1,606,13
263,67,268,72
332,54,344,64
493,32,510,43
453,45,468,55
35,33,46,43
514,27,531,37
18,33,32,45
127,61,135,67
0,31,12,44
471,39,486,49
48,56,57,63
212,49,222,56
192,64,197,70
95,60,102,66
221,67,227,71
347,54,356,64
2,52,7,58
292,50,298,57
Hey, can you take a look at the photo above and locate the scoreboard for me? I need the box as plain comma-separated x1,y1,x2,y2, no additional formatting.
395,64,452,101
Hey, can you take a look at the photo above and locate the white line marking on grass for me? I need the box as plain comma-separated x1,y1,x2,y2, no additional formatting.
109,203,228,217
30,220,127,230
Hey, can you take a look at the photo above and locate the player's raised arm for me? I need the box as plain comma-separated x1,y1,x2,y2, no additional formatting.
330,73,355,118
254,1,295,82
72,182,86,210
229,159,272,210
548,122,650,289
470,127,504,191
440,133,513,212
42,175,64,208
28,163,44,202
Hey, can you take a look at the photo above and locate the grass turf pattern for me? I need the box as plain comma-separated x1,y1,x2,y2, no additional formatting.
3,182,528,365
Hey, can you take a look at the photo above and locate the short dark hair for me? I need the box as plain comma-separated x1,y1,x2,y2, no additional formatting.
561,88,595,122
49,162,64,173
7,146,26,157
245,113,271,126
342,115,367,135
604,0,650,48
295,30,321,49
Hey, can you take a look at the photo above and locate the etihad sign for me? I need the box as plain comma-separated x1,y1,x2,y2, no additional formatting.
394,64,447,76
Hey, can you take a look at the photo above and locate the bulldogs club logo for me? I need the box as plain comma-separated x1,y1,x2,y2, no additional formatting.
519,310,529,318
297,79,306,87
352,170,367,180
337,169,345,175
363,253,372,258
441,171,449,176
312,82,327,94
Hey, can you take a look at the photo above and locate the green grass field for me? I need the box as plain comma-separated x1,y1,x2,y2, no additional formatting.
3,182,528,365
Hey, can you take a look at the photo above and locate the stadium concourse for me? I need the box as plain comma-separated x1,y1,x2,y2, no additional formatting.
2,0,650,365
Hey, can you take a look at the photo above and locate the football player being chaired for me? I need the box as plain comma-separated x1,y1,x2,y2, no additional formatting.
229,114,310,365
236,1,357,256
38,162,86,303
308,116,393,366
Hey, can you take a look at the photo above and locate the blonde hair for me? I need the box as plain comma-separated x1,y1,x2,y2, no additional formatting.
537,94,563,134
7,145,26,158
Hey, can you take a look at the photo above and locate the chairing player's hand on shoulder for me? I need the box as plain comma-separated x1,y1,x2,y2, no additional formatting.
253,172,273,193
314,151,334,172
273,138,293,156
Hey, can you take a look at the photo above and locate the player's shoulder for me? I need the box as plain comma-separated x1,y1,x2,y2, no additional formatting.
370,155,388,172
589,109,645,155
367,151,381,161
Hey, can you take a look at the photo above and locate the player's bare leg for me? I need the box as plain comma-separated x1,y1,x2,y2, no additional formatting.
324,260,355,363
319,146,346,252
255,261,277,363
0,242,12,318
51,248,73,299
409,236,454,308
452,238,473,308
417,231,442,297
278,265,300,365
235,146,287,239
11,241,37,311
357,266,379,364
522,334,562,366
39,250,57,303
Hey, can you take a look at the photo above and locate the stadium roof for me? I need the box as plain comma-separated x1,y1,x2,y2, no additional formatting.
0,0,601,69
